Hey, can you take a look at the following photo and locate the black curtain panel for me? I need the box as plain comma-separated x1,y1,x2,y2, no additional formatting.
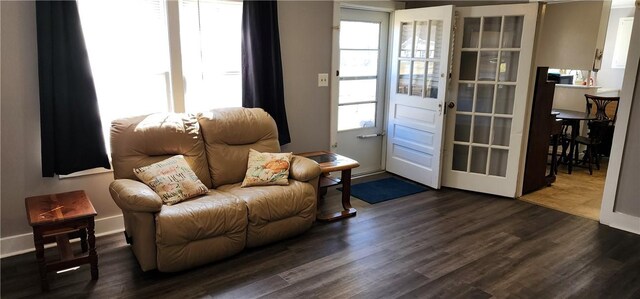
36,1,110,177
241,0,291,145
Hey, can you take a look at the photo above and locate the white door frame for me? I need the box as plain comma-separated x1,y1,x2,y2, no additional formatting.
599,5,640,235
329,1,404,169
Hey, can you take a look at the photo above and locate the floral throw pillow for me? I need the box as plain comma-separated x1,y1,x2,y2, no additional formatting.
133,155,208,205
241,149,292,187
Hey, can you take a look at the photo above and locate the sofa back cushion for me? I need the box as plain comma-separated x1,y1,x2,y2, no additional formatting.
111,113,212,188
198,108,280,187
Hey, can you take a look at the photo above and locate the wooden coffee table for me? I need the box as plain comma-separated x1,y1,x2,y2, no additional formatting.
298,151,359,221
25,190,98,291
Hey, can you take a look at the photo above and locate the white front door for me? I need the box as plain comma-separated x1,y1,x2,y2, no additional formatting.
335,8,389,175
386,5,454,188
442,3,538,197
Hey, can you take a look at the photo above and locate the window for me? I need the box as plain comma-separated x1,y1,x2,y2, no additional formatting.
612,17,633,69
77,0,242,154
179,0,243,112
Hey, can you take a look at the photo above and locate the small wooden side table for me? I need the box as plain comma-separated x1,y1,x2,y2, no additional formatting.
25,190,98,291
298,151,359,222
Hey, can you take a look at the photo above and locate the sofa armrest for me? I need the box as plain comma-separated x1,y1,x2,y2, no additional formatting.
289,155,322,182
109,179,163,213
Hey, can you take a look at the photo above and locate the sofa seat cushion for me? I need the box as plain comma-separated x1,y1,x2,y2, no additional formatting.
155,190,247,272
218,180,316,247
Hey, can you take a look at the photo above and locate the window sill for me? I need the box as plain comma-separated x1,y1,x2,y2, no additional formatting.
58,167,113,179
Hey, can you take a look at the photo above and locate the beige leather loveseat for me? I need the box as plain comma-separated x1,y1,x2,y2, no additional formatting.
108,108,321,272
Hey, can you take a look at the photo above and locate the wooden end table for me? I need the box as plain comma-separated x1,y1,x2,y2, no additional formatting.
298,151,359,222
25,190,98,291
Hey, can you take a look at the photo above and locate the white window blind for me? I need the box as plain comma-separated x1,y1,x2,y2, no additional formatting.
179,0,243,112
78,0,172,154
77,0,243,161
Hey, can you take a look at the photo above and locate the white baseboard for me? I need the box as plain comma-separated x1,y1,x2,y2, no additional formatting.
600,211,640,235
0,214,125,259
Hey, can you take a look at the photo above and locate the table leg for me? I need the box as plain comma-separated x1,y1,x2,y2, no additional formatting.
88,219,99,280
80,228,88,253
567,120,579,174
316,169,357,222
336,169,357,218
33,229,49,291
546,133,559,185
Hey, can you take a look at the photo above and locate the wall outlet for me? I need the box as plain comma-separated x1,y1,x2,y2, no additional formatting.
318,73,329,87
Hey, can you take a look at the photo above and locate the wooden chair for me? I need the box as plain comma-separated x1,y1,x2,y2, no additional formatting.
585,94,618,157
584,94,619,122
575,120,609,175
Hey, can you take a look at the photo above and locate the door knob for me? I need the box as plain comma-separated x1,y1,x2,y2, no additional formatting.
448,102,455,109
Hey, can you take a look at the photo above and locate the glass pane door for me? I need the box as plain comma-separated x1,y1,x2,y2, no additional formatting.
451,15,524,177
386,4,453,189
338,21,381,131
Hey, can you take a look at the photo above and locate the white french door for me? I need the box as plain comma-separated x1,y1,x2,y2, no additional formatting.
442,4,538,197
335,8,389,175
386,5,454,188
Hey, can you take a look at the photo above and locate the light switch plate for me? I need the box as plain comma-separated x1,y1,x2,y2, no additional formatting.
318,73,329,87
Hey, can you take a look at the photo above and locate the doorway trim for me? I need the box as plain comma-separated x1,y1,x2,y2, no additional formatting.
599,5,640,235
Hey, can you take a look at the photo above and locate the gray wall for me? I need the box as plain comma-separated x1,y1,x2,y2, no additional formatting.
614,62,640,217
279,1,333,154
0,1,334,245
1,1,119,241
536,1,607,70
598,7,635,90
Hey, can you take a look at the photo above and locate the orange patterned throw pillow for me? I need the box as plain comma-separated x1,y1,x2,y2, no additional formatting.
133,155,208,205
241,149,292,187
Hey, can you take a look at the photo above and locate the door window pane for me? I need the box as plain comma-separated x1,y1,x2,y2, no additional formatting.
339,79,376,104
478,51,498,81
489,148,508,177
414,21,429,58
460,52,478,81
412,61,425,96
457,83,474,112
473,116,491,144
338,103,376,131
470,146,488,174
429,20,443,59
492,117,512,146
462,17,481,48
400,22,413,58
425,62,440,99
475,84,494,113
502,16,524,48
397,60,410,94
481,17,502,48
340,21,380,49
498,51,519,82
452,144,469,171
454,114,472,142
495,85,516,114
340,50,378,77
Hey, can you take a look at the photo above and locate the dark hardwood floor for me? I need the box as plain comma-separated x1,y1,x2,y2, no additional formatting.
2,175,640,298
